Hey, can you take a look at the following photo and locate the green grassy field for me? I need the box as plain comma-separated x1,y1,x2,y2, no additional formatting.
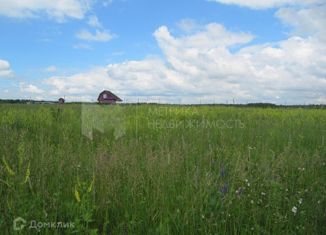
0,104,325,234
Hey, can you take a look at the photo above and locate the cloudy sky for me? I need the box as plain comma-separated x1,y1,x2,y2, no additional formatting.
0,0,325,104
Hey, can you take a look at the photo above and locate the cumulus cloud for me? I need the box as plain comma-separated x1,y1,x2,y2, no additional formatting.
0,59,13,78
155,23,254,50
153,24,254,80
177,19,201,33
209,0,324,9
20,83,44,94
275,4,326,41
0,0,93,21
45,67,110,96
44,12,326,104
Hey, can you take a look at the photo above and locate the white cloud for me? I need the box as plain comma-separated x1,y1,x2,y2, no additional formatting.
43,14,326,104
88,15,102,28
0,59,13,77
44,60,192,102
275,4,326,41
45,65,57,73
77,15,115,42
20,83,44,94
177,19,200,33
76,29,115,42
155,23,254,51
0,0,92,21
209,0,323,9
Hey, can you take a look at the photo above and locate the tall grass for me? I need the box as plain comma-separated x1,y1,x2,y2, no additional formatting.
0,104,325,234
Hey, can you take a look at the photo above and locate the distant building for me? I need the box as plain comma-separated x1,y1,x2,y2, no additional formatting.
97,90,122,104
58,98,65,104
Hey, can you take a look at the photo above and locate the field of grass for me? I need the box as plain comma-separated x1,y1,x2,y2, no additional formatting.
0,103,325,234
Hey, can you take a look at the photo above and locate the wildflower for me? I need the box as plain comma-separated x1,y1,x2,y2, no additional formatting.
250,200,254,204
261,192,266,196
247,182,250,187
299,198,303,204
292,206,297,215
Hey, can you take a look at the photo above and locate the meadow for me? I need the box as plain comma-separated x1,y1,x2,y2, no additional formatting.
0,103,325,234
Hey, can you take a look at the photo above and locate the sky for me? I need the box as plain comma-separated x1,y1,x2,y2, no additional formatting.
0,0,325,104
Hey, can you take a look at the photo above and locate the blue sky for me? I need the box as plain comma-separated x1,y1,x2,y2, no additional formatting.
0,0,325,104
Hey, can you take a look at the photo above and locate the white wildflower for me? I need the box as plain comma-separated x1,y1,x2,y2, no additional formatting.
261,192,266,196
299,198,303,204
292,206,297,215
